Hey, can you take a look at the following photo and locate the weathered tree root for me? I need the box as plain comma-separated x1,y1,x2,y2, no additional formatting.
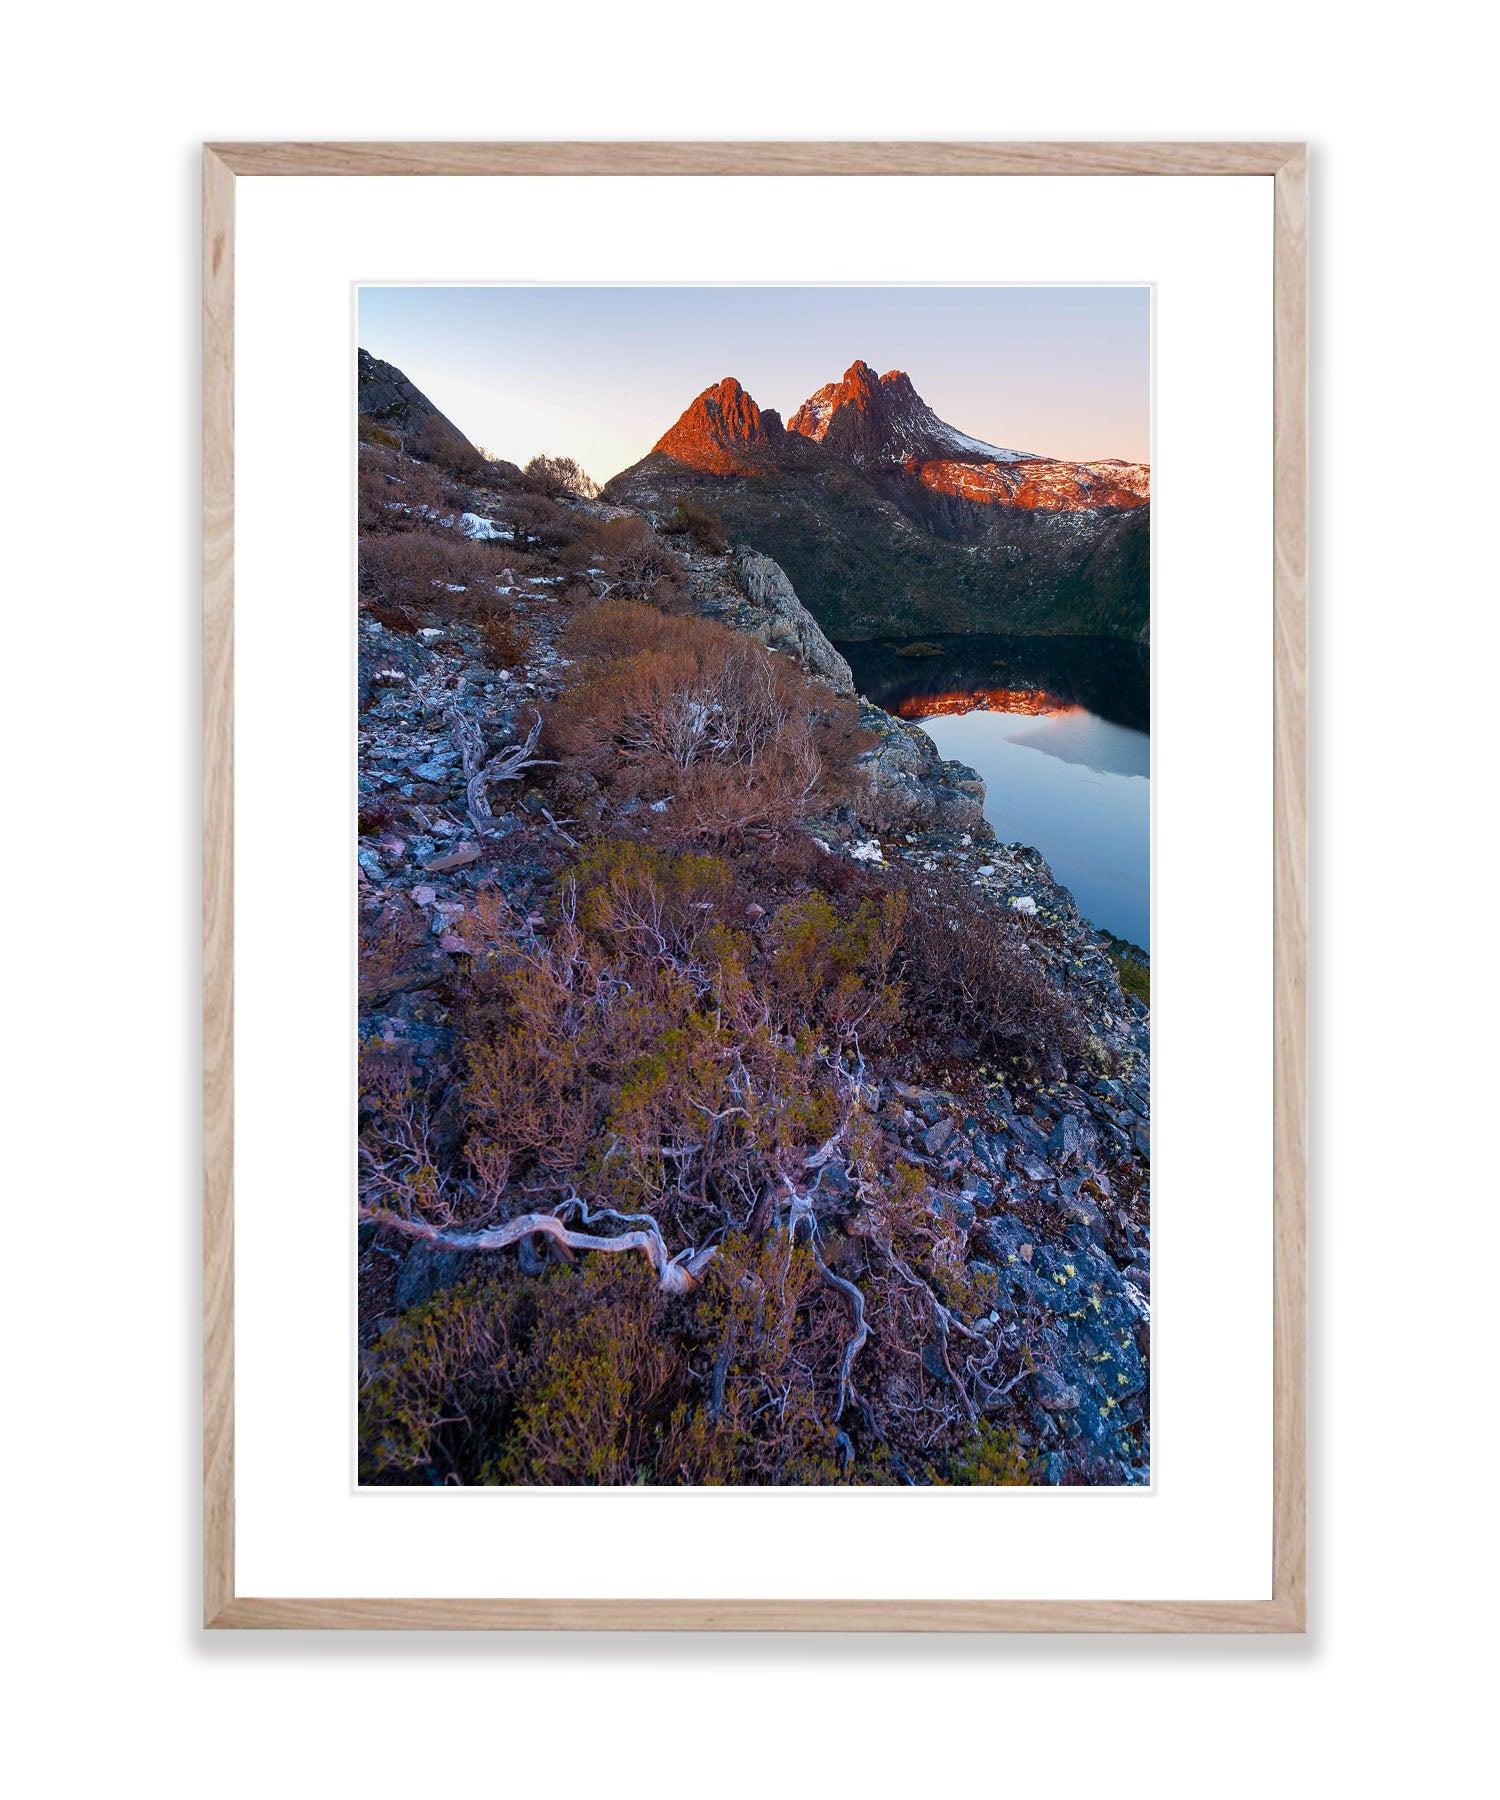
360,1195,718,1295
881,1244,987,1424
365,1157,997,1458
809,1245,869,1423
781,1177,870,1424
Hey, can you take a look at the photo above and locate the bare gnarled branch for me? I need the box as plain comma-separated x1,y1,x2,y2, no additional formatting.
445,706,553,837
361,1194,718,1295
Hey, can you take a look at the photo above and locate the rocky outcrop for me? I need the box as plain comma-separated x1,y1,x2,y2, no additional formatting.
358,348,475,454
855,707,988,834
731,550,856,693
657,530,857,696
655,536,989,833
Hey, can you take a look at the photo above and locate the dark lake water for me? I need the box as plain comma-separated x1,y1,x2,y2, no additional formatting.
838,634,1151,950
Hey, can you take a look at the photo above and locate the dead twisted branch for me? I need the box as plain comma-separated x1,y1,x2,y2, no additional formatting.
444,705,552,836
361,1193,719,1295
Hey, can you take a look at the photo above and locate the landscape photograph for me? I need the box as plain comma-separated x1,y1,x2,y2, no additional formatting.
355,286,1151,1487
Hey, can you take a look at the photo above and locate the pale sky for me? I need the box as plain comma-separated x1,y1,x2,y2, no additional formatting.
358,286,1150,487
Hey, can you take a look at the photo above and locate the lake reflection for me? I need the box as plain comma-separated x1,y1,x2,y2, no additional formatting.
838,635,1151,949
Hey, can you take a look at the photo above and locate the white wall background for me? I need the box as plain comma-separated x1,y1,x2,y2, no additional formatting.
4,4,1492,1795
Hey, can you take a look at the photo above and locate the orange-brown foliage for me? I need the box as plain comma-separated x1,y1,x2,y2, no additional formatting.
359,529,516,623
479,613,529,669
586,516,687,604
522,454,601,501
546,603,869,844
894,870,1086,1072
358,445,464,533
658,498,731,554
412,416,493,485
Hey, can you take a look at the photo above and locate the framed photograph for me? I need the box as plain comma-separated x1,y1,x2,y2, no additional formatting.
204,141,1306,1629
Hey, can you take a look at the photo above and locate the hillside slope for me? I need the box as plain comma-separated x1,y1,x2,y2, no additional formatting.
355,414,1152,1488
607,362,1151,642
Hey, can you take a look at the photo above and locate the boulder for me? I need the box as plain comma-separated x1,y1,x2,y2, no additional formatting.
424,843,481,873
1048,1113,1090,1166
855,707,987,833
1032,1369,1082,1412
922,1116,957,1157
392,1240,473,1311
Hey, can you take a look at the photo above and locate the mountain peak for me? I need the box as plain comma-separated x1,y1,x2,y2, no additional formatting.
787,359,1026,466
653,376,785,473
790,360,875,443
624,359,1145,520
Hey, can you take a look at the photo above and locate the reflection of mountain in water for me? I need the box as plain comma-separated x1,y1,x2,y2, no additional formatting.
1003,711,1150,780
893,686,1078,721
837,634,1150,736
841,633,1151,942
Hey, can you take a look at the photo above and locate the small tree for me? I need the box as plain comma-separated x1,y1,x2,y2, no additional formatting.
524,454,600,500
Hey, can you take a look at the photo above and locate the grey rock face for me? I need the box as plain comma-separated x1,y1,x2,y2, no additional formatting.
358,347,473,453
732,550,856,695
1032,1369,1082,1412
392,1241,473,1311
1048,1113,1090,1166
922,1116,958,1157
855,705,988,834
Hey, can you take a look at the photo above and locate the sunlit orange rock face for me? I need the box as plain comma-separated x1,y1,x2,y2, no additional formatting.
790,360,1000,467
913,457,1151,512
789,359,886,441
786,359,1151,510
653,376,786,474
647,360,1151,510
897,687,1079,721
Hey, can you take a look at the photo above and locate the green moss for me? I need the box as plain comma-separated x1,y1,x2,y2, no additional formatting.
938,1423,1037,1486
1108,950,1150,1006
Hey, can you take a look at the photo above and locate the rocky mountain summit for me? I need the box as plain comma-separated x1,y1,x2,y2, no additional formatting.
789,358,1034,467
609,358,1151,643
652,376,789,474
787,360,1151,510
355,400,1151,1485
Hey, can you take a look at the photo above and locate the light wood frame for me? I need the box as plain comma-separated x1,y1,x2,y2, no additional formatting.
203,141,1307,1632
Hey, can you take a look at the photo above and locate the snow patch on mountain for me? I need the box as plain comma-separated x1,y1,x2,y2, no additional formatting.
925,419,1036,463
